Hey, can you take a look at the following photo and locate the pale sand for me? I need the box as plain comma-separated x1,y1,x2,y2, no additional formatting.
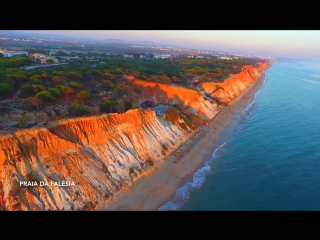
97,64,272,211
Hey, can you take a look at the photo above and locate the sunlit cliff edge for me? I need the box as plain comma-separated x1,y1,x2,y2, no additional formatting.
201,62,270,105
125,77,218,120
0,61,270,210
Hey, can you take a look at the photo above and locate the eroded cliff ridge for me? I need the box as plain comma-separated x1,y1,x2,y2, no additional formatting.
201,61,269,105
125,77,218,120
0,109,191,210
0,61,269,210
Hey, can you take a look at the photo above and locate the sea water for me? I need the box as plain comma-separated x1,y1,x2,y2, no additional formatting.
159,59,320,211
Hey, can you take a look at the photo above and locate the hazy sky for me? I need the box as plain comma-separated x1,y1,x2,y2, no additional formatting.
18,30,320,61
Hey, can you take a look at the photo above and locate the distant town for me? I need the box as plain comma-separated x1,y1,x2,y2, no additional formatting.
0,32,276,72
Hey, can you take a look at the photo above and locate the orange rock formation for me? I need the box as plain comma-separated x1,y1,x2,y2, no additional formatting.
0,109,190,210
201,61,269,105
125,77,218,120
0,61,270,211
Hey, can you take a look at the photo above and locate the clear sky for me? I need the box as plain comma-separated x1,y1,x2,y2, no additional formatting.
17,30,320,61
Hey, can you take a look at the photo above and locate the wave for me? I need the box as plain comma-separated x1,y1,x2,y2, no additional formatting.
158,141,228,211
310,74,320,78
271,69,319,84
302,79,320,84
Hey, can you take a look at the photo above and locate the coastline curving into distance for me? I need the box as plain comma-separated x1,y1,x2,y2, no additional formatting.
0,61,270,210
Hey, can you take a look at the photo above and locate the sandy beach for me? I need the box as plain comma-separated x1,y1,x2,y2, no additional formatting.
97,64,271,211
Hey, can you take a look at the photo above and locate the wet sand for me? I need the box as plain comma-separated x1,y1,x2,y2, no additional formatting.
97,64,271,211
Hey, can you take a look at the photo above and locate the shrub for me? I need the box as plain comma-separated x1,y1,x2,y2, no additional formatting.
103,80,115,87
83,201,96,211
172,104,179,109
124,101,132,110
91,88,100,94
160,143,168,151
25,170,41,186
116,84,125,91
17,141,32,157
77,90,90,101
70,101,90,116
48,87,62,97
9,180,23,196
179,122,188,130
26,171,40,182
161,149,166,156
183,117,193,129
134,94,141,100
100,100,118,113
146,159,154,166
215,85,224,91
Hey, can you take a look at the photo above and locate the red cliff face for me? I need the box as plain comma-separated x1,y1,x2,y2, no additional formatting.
0,109,190,210
201,61,269,105
0,61,270,210
125,77,218,120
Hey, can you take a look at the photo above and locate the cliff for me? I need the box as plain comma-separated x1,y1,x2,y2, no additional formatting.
0,61,270,211
201,61,269,105
0,109,190,210
125,77,218,120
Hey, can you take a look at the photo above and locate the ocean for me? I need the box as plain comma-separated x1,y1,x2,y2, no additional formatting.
159,59,320,211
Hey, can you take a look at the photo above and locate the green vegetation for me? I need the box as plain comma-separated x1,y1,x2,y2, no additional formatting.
182,117,193,129
0,51,265,124
90,88,100,94
60,86,74,99
103,80,115,88
179,122,188,130
70,101,90,116
0,82,14,97
100,100,118,113
69,81,83,93
48,87,63,97
124,101,132,110
77,90,90,101
116,83,125,91
172,104,179,109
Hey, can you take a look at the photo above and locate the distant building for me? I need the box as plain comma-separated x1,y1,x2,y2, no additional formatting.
219,56,233,60
29,53,58,64
0,50,28,57
153,54,171,59
24,62,69,70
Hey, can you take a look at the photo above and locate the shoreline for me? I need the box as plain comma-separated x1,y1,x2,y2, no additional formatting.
97,63,272,211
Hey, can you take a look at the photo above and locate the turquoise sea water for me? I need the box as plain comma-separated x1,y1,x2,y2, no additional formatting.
159,60,320,211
